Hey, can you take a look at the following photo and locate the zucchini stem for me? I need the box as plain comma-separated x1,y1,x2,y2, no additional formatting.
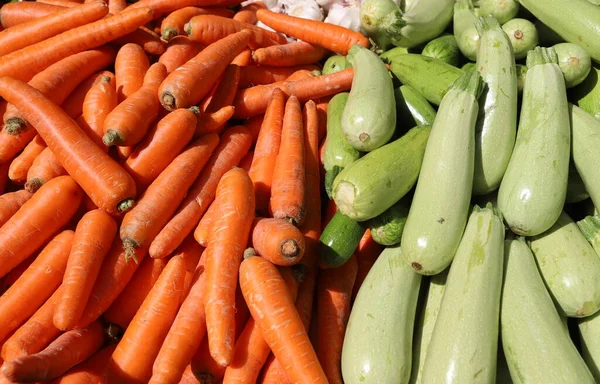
450,67,484,98
527,46,559,68
577,215,600,249
475,15,501,34
455,0,475,11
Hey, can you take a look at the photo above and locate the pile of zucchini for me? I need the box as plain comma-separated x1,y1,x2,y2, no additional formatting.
319,0,600,382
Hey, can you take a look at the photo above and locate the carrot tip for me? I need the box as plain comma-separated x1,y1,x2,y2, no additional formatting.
162,28,178,41
243,247,258,259
117,198,136,213
102,130,123,147
161,92,176,111
24,178,43,193
4,118,28,135
281,239,301,259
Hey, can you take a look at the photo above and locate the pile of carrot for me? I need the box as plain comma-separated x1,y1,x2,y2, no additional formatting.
0,0,372,383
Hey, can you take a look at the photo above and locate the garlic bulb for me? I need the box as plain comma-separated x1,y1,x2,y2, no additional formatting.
325,0,363,32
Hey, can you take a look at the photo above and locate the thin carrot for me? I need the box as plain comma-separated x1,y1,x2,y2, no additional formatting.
178,235,205,298
239,253,328,383
259,354,290,384
159,29,251,111
194,195,222,248
205,64,240,113
233,1,266,24
108,0,128,13
0,7,154,83
112,25,167,56
129,0,244,17
158,36,204,74
352,229,383,301
106,255,186,384
247,87,284,214
252,41,328,67
8,135,46,184
25,147,67,193
2,321,105,383
0,190,33,229
78,75,118,150
115,43,150,102
36,0,80,7
186,14,286,47
231,48,253,66
233,68,353,118
315,97,329,142
195,106,235,136
149,125,252,259
49,344,117,384
251,217,305,266
61,70,115,119
285,69,319,82
239,150,254,173
0,2,63,29
256,9,370,55
244,114,264,145
238,65,319,88
161,6,234,41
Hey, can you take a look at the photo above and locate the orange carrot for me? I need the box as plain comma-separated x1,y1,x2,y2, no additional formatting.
239,253,327,383
78,75,118,150
25,147,67,193
129,0,244,17
204,64,240,113
8,135,46,184
160,6,234,40
112,25,167,56
316,255,358,384
115,43,150,102
0,190,33,229
108,0,128,13
238,65,319,88
177,235,205,298
285,69,319,82
149,125,252,259
315,98,329,142
159,29,251,111
102,62,167,147
233,68,353,118
195,106,235,136
0,130,36,166
54,210,117,331
231,48,253,66
251,217,305,266
49,344,116,384
256,9,370,55
0,162,7,193
253,41,328,67
352,229,383,301
2,321,105,383
106,255,186,384
0,7,154,83
61,70,115,119
178,365,199,384
232,1,266,24
158,36,204,74
193,195,222,248
0,2,63,29
36,0,80,7
239,150,254,173
259,354,290,384
244,114,264,145
248,87,284,214
269,95,306,226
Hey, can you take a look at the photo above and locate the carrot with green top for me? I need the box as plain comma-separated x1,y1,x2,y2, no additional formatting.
160,6,234,40
194,195,222,247
252,218,305,266
61,70,114,119
233,1,266,24
25,147,67,193
49,344,116,384
253,41,328,67
158,36,204,74
159,29,251,111
205,64,240,113
231,48,253,66
8,135,46,184
78,75,118,150
0,190,33,228
195,106,235,136
185,15,286,47
0,2,64,29
115,43,149,102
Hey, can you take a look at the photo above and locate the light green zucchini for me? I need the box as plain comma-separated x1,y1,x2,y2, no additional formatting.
501,18,538,60
501,237,595,383
341,44,396,152
322,55,352,75
553,43,592,88
570,103,600,209
578,310,600,382
341,245,422,384
421,34,461,67
478,0,519,24
472,16,518,196
401,68,483,275
497,47,570,236
331,125,431,222
454,0,480,61
571,65,600,119
379,46,410,62
421,204,504,383
462,62,476,71
359,0,403,51
394,85,437,129
368,198,409,245
528,211,600,317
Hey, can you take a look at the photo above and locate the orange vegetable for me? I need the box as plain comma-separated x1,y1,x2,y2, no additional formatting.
113,25,167,56
238,65,320,88
232,1,266,24
193,195,221,248
194,105,235,136
115,43,150,102
204,64,240,113
244,114,264,145
0,190,33,228
231,47,253,66
50,344,117,384
158,36,204,74
0,2,64,29
252,41,328,67
60,70,114,119
129,0,244,17
251,218,305,266
8,135,47,184
78,75,118,150
25,147,67,193
285,69,318,82
160,6,234,40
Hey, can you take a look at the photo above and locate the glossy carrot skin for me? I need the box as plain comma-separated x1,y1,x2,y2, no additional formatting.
115,42,150,102
61,70,115,119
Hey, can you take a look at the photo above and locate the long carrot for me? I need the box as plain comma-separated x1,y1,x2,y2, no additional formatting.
158,36,204,74
112,25,167,56
115,43,150,102
244,114,264,145
2,321,105,383
232,68,354,118
78,75,118,149
106,255,186,384
49,344,116,384
178,235,205,298
256,9,370,55
0,7,153,82
285,69,319,82
238,65,320,88
25,147,67,193
231,48,253,66
60,70,114,119
193,195,222,248
239,253,328,383
232,1,266,24
37,0,80,7
185,15,285,47
129,0,244,17
352,229,383,301
194,106,235,136
0,78,138,214
108,0,128,13
248,87,284,214
259,354,290,384
161,6,234,40
315,98,329,142
0,2,64,28
0,190,33,229
178,365,199,384
251,218,305,266
204,64,240,113
149,125,252,259
239,150,254,173
54,210,117,331
252,41,328,67
8,135,46,184
159,29,251,110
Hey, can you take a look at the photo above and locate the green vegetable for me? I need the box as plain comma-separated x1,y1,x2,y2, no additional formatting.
478,0,519,24
497,47,569,236
516,63,527,93
553,43,592,88
387,54,464,105
322,55,352,75
472,16,518,196
454,0,480,61
368,199,409,245
401,68,483,275
566,162,590,204
379,46,409,62
323,93,359,198
341,45,396,152
341,245,421,384
421,34,460,66
318,210,366,268
502,18,538,59
394,85,437,130
332,125,431,222
421,204,504,383
578,310,600,382
570,104,600,212
501,237,595,384
359,0,403,51
462,62,476,71
571,65,600,119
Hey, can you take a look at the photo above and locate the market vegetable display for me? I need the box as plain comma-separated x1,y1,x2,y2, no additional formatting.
1,0,600,383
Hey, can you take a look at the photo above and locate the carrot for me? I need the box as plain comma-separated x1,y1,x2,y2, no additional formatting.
244,114,264,145
205,64,240,113
193,195,222,248
231,48,253,66
37,0,81,7
106,255,186,384
253,41,328,67
149,125,252,259
233,1,266,24
0,162,7,193
2,321,105,382
103,256,168,331
247,87,284,213
0,2,63,29
112,25,167,56
108,0,128,13
178,235,205,298
121,133,220,257
61,70,115,119
238,65,319,88
160,6,235,41
49,344,117,384
259,354,290,384
78,75,118,150
115,43,150,102
251,217,305,266
0,190,33,229
239,150,254,173
239,253,327,383
195,106,235,136
323,197,338,227
159,29,251,111
158,36,204,74
0,7,153,83
102,62,167,147
178,365,198,384
285,69,319,82
129,0,244,17
316,254,358,384
315,98,329,142
25,147,67,193
8,135,46,184
256,9,370,55
352,229,383,301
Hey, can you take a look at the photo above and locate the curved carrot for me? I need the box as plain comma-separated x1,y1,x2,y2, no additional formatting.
251,217,305,266
78,75,118,149
193,195,222,248
233,1,266,24
149,125,252,259
158,28,250,111
8,135,46,184
285,69,318,82
61,70,115,119
106,255,186,384
129,0,244,17
108,0,128,13
256,9,370,55
0,77,137,214
2,321,105,383
231,48,253,66
352,229,383,301
195,106,235,136
160,6,234,41
112,25,167,56
204,64,240,113
0,190,33,228
54,210,117,331
25,147,67,193
239,150,254,173
0,2,63,28
49,344,116,384
158,36,204,74
239,254,327,383
115,43,150,102
238,65,320,88
0,7,154,82
252,41,328,67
